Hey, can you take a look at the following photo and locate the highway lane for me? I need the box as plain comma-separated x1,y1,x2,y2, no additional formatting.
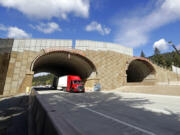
37,90,180,135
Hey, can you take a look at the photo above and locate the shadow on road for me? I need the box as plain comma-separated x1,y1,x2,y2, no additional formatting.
1,91,180,135
43,91,180,135
34,87,56,91
0,95,28,135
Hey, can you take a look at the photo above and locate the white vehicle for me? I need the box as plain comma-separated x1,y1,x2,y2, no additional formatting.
57,76,68,90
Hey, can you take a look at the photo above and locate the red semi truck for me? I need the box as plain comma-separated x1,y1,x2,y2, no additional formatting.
57,75,85,92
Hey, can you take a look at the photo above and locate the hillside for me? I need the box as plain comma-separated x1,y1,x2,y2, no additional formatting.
149,51,180,69
32,74,56,86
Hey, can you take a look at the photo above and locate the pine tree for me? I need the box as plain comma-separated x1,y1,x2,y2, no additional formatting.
154,47,160,55
140,50,145,57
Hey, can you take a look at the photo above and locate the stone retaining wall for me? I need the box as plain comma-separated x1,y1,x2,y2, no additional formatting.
0,39,14,95
84,50,131,89
0,39,180,96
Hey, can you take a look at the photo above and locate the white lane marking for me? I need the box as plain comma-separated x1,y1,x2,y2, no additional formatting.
62,97,156,135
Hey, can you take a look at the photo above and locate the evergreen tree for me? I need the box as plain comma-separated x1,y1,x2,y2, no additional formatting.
164,53,172,68
154,47,160,55
173,53,180,67
149,50,180,69
140,50,145,57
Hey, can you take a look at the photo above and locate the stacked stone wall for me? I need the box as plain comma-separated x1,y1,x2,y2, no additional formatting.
2,39,73,96
0,39,180,96
154,65,180,84
3,51,38,96
0,54,10,94
84,50,131,90
0,39,14,95
3,49,132,95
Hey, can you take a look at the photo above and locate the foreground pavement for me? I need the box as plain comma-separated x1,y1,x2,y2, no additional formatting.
0,94,28,135
115,85,180,96
37,90,180,135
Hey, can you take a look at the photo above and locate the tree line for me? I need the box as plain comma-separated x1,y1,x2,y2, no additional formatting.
32,73,55,86
140,48,180,69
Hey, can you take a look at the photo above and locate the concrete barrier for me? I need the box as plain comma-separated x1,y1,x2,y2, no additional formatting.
28,89,82,135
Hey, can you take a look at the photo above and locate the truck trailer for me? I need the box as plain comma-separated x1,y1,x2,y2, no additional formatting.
57,75,85,92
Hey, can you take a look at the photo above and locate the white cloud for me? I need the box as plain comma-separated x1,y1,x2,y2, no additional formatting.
153,38,169,51
0,24,31,38
177,44,180,50
0,0,90,19
114,0,180,48
0,24,7,31
30,22,61,34
7,27,31,38
85,21,111,35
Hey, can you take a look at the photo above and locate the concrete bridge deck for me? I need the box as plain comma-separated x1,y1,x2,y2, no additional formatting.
29,89,180,135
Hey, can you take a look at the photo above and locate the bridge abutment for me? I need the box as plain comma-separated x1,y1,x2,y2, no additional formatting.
0,39,179,96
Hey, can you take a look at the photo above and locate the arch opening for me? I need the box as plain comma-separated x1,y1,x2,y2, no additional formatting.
32,72,56,87
31,50,96,82
126,58,156,83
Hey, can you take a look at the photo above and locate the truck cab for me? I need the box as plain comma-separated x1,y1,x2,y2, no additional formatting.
57,75,85,92
67,75,85,92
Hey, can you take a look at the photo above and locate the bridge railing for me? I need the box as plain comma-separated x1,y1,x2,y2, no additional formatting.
75,40,133,56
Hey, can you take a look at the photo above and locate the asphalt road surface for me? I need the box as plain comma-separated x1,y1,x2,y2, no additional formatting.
37,90,180,135
0,94,28,135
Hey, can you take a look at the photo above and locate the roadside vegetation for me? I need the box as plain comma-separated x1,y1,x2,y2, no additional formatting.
32,74,55,86
141,48,180,70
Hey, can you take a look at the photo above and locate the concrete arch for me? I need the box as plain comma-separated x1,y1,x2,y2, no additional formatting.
30,49,97,80
126,57,156,83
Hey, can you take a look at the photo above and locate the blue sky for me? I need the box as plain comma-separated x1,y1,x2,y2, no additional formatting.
0,0,180,56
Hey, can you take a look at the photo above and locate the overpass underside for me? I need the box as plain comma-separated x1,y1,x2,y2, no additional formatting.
126,59,156,85
32,51,96,80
